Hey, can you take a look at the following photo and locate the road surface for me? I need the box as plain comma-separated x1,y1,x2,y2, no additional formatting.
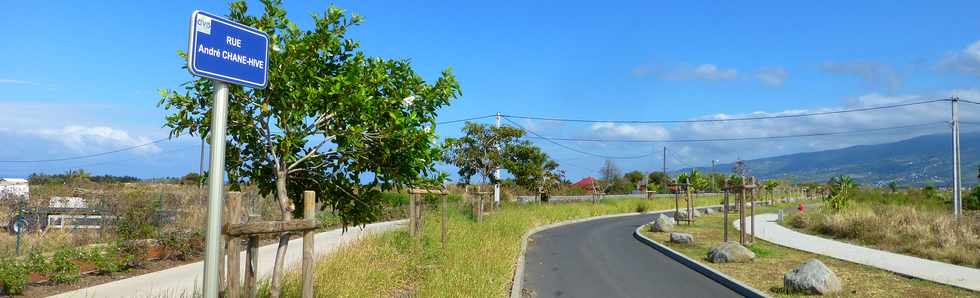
522,212,741,298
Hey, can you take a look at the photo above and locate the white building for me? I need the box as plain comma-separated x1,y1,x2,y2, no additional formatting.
0,178,29,203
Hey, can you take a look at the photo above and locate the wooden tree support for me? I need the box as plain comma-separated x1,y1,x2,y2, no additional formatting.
473,190,491,223
669,182,694,225
725,177,758,245
222,191,320,298
408,188,450,248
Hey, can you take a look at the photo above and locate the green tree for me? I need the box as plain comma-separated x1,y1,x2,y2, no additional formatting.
763,180,780,202
442,122,525,187
502,141,563,196
647,171,669,193
677,170,709,193
157,2,460,295
598,160,623,193
624,170,644,191
826,175,856,211
887,181,898,193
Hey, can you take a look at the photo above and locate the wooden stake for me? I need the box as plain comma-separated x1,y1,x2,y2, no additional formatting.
225,192,242,298
244,235,258,298
442,193,448,249
409,192,417,236
723,188,729,242
302,191,315,298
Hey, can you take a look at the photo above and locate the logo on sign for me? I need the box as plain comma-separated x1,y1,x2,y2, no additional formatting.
196,15,212,35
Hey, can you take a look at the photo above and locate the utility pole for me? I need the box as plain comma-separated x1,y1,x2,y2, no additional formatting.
951,97,962,218
494,112,501,209
662,147,667,177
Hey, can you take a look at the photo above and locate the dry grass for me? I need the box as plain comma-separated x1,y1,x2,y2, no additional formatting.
645,206,977,297
269,195,725,297
790,203,980,268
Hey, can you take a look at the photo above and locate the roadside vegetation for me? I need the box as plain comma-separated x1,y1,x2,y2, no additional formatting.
787,187,980,268
644,204,976,297
266,196,722,297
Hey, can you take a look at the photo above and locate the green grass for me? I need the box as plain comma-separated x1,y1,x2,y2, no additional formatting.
267,195,723,297
644,204,977,297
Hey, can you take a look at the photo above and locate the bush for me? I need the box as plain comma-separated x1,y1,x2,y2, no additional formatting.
84,243,131,274
789,213,809,229
48,248,81,284
0,259,28,295
634,203,648,213
966,186,980,210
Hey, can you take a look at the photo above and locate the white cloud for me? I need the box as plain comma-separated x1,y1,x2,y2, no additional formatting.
546,90,974,173
0,79,38,85
32,126,161,154
938,40,980,76
755,67,788,87
657,63,738,81
692,64,738,80
821,60,902,91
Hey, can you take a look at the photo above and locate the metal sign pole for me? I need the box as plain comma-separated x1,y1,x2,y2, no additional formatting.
203,80,230,298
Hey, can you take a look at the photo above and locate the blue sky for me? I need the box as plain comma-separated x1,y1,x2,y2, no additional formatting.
1,1,980,180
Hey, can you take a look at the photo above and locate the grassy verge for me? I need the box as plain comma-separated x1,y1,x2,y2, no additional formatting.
643,205,977,297
785,202,980,268
267,195,723,297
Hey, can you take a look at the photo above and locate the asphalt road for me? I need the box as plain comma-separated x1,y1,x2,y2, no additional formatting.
522,212,742,298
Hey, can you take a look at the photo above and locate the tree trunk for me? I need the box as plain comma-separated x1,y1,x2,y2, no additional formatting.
269,169,294,298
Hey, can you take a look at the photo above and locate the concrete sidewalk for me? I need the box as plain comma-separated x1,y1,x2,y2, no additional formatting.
735,213,980,292
52,219,406,298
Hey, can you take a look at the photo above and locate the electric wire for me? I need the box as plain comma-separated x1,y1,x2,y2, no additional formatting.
521,122,945,143
503,98,950,124
436,114,496,125
0,137,173,163
504,117,659,159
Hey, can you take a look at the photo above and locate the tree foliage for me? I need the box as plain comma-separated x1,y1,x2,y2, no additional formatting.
158,1,460,225
676,170,709,193
442,122,524,185
502,141,563,194
826,175,856,211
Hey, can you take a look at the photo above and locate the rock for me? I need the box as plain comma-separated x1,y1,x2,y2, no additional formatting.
707,241,755,263
674,209,700,220
649,215,676,232
703,207,715,214
669,232,695,244
783,259,842,295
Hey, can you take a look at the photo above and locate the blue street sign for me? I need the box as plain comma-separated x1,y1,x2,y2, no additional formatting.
188,10,269,88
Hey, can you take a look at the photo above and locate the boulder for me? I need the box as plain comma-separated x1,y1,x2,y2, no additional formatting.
703,207,715,214
707,241,755,263
669,232,695,244
783,259,842,295
674,209,700,220
649,215,676,232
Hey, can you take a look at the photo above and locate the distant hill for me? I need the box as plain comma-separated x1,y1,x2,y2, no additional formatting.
681,132,980,187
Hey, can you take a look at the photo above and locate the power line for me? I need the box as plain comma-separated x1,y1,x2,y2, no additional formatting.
504,117,659,159
0,137,173,163
436,114,496,125
1,146,199,173
960,99,980,106
503,98,949,124
521,122,944,143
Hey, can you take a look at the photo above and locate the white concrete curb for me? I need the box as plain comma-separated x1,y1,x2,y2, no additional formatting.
633,224,770,298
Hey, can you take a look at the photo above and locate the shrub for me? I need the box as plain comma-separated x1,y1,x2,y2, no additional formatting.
634,203,648,213
966,185,980,210
85,243,131,274
48,248,81,284
0,259,28,295
789,213,809,229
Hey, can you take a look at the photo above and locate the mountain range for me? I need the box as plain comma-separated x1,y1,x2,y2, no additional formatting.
680,132,980,187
